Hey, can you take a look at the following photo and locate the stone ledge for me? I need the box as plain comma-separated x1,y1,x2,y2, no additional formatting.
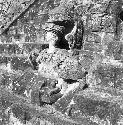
0,43,48,55
54,86,123,124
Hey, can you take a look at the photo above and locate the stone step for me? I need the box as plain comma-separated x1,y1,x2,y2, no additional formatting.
91,60,123,89
0,43,48,55
0,87,80,125
0,55,33,71
54,86,123,124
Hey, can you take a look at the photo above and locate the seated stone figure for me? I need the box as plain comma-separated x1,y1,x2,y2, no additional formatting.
29,18,85,95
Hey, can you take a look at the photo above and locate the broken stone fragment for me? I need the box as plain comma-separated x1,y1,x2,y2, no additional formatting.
30,78,62,106
40,89,62,105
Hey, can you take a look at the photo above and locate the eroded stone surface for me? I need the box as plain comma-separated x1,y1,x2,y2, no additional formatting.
54,87,123,124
